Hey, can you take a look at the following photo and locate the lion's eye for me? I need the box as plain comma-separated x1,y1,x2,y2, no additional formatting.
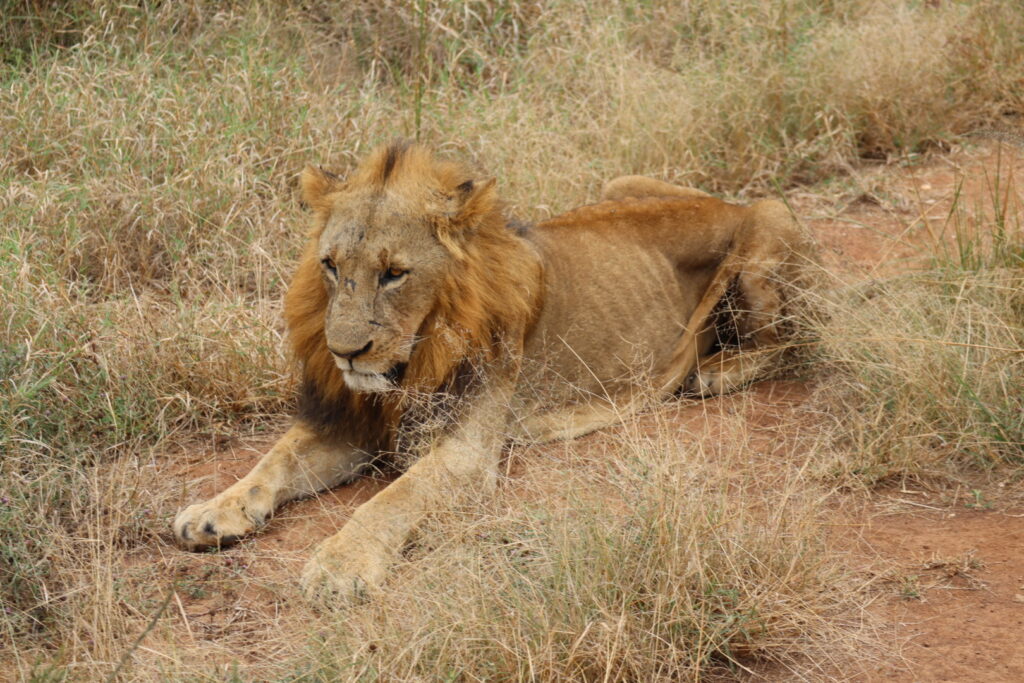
321,257,337,278
380,266,408,285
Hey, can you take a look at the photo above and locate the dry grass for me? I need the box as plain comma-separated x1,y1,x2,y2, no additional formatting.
4,406,876,681
1,0,1022,680
312,424,867,681
809,160,1024,484
812,267,1024,482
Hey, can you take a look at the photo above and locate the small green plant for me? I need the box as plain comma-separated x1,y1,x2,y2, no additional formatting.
897,575,922,600
938,146,1024,272
964,489,993,510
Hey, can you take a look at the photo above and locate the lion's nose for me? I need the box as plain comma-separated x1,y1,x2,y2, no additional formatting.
330,340,373,360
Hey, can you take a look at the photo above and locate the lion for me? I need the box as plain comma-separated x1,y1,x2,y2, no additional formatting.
173,142,816,601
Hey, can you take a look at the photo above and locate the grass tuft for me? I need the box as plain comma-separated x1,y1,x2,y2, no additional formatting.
810,164,1024,483
313,431,866,680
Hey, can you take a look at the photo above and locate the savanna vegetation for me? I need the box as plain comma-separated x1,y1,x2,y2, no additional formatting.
1,0,1021,679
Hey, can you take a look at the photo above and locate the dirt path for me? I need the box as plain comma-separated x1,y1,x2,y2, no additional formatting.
859,505,1024,681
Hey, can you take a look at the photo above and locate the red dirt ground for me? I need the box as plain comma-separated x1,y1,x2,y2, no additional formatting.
858,505,1024,681
154,140,1023,680
797,139,1024,682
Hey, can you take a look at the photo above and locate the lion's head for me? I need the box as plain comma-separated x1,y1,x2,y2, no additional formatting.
284,142,541,439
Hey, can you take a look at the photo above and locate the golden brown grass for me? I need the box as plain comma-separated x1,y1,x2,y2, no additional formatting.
808,159,1023,484
316,411,873,681
1,1,1022,679
4,404,877,681
811,266,1024,482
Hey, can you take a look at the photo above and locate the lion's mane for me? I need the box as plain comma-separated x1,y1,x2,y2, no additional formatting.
283,143,541,446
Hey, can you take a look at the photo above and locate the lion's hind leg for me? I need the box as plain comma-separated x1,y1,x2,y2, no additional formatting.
686,346,786,397
685,278,796,397
687,199,815,396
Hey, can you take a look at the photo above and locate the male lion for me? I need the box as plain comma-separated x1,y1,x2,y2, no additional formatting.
173,142,816,601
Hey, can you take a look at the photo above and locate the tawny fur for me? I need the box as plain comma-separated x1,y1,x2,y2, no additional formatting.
173,143,817,603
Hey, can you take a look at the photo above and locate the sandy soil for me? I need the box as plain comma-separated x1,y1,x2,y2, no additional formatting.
151,140,1023,680
859,505,1024,681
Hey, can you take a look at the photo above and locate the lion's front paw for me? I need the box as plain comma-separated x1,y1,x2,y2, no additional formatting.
300,542,389,605
173,494,266,551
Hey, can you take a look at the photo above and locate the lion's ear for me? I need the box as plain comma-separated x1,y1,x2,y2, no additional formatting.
450,177,497,226
300,166,342,206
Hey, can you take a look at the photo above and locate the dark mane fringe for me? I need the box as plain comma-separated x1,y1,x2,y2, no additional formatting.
285,143,541,446
296,378,393,450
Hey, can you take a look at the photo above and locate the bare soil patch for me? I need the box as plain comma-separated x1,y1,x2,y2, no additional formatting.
859,505,1024,681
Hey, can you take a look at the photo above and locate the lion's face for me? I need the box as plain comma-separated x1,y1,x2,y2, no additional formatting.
315,185,452,393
